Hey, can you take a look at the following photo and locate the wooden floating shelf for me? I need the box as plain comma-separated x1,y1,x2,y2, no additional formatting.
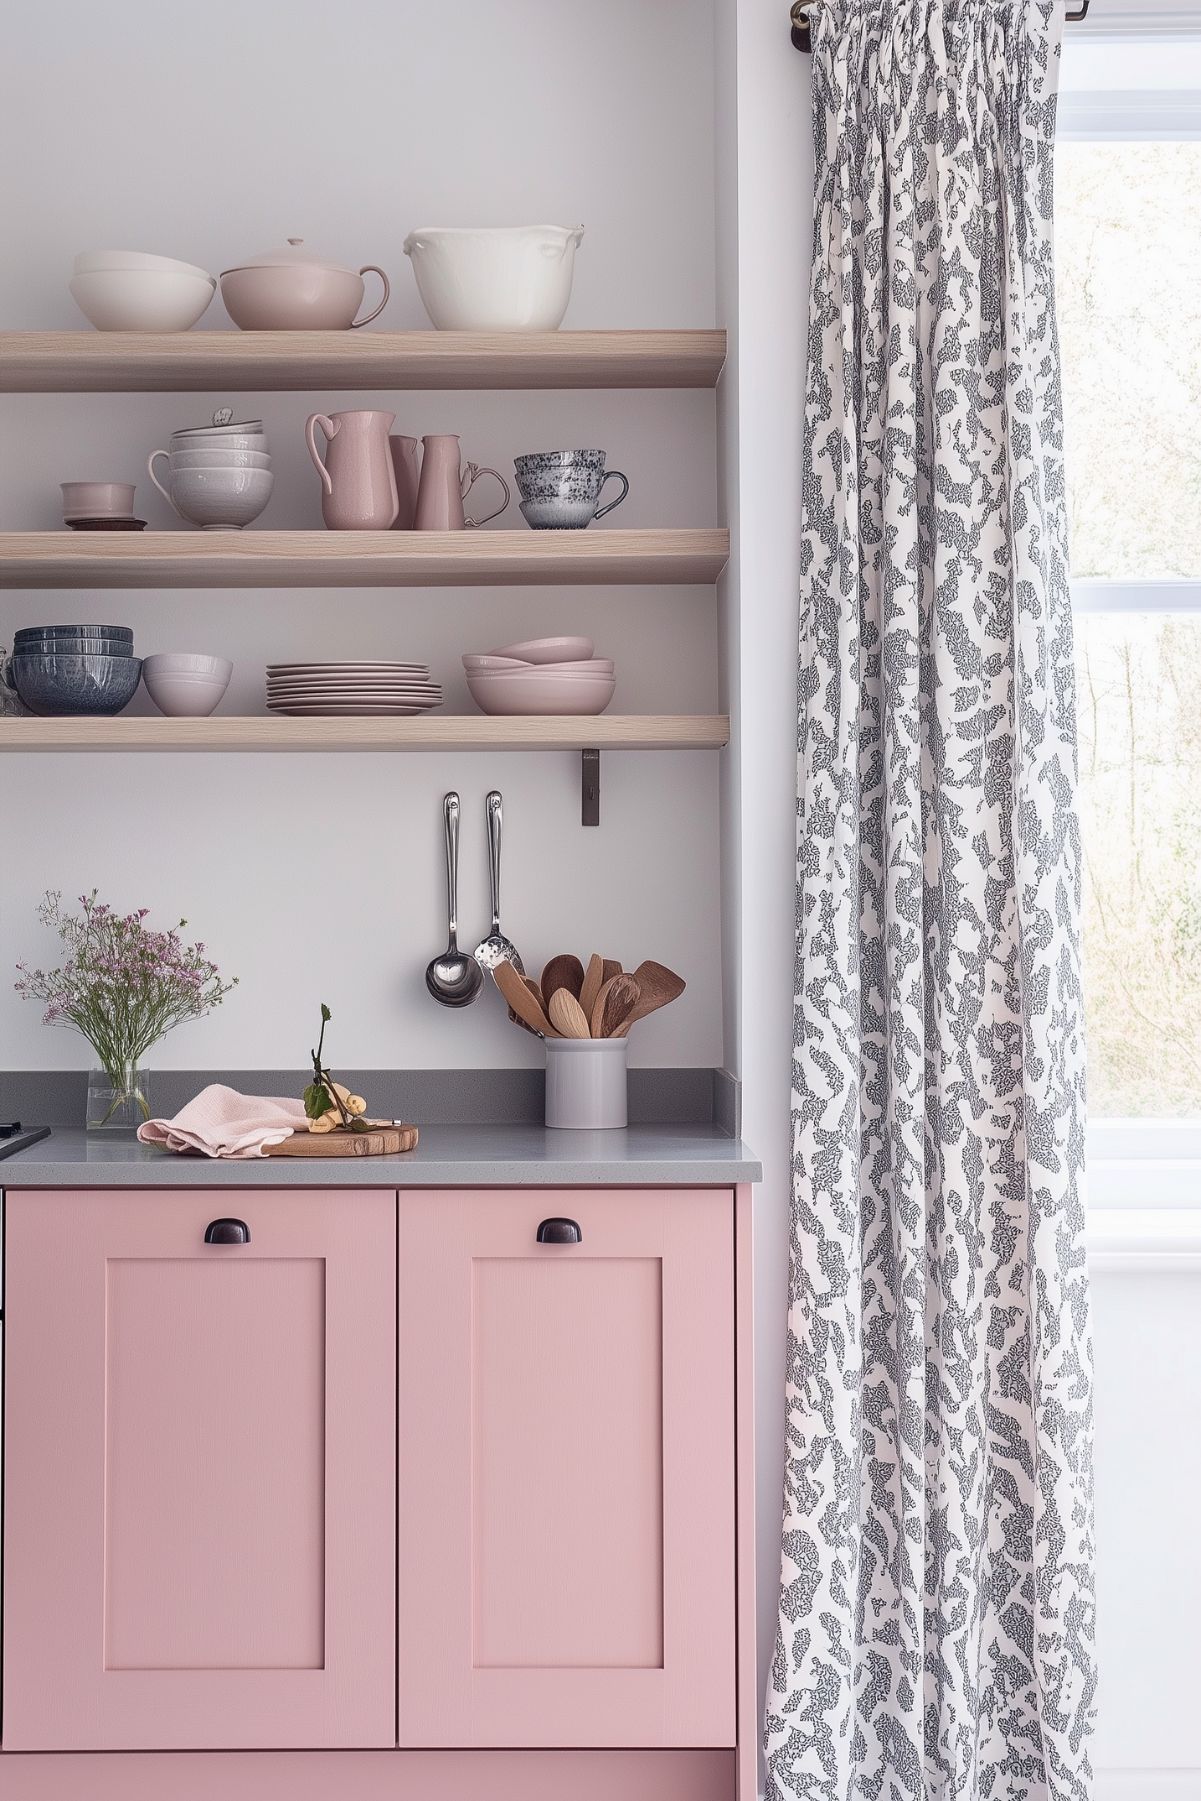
0,715,730,753
0,529,729,589
0,329,727,393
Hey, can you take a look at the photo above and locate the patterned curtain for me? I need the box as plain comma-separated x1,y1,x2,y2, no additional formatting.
765,3,1096,1798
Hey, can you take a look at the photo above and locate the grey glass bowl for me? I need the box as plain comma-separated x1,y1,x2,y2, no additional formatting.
9,651,144,716
14,636,134,658
15,623,133,646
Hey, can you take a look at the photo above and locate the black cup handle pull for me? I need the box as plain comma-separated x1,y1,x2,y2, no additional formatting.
204,1218,251,1245
536,1217,582,1245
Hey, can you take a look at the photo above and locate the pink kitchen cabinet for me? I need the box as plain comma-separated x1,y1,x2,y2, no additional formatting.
1,1188,396,1752
398,1186,736,1749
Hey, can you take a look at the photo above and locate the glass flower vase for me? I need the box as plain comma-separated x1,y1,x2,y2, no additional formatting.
86,1064,152,1132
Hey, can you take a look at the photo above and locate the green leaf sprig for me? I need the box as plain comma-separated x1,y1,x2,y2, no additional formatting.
303,1003,369,1130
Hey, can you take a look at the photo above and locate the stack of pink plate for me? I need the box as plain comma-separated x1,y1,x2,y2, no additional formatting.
266,661,443,717
462,636,615,717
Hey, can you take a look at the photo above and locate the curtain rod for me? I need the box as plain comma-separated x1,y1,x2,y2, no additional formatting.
790,0,1090,50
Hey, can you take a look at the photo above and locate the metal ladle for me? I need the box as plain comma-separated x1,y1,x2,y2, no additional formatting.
426,792,484,1008
474,790,523,973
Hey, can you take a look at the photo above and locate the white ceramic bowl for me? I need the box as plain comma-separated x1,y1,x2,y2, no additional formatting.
69,268,216,333
403,225,584,331
143,666,231,717
170,433,267,455
466,668,615,717
168,448,272,470
144,652,233,681
490,635,594,664
156,465,274,529
74,248,214,279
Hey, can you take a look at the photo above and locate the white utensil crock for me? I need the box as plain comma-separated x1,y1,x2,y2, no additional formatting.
544,1036,628,1130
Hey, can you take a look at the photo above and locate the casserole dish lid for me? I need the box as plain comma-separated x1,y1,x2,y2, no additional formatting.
221,238,358,276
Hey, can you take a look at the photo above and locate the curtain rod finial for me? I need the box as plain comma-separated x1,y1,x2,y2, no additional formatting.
790,0,812,51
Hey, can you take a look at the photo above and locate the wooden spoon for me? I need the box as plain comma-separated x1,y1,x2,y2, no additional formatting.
612,961,687,1038
540,953,585,1013
548,987,592,1039
591,973,641,1039
493,961,557,1036
578,953,605,1022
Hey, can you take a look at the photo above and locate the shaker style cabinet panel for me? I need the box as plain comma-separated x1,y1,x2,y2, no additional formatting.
2,1188,396,1752
398,1186,736,1749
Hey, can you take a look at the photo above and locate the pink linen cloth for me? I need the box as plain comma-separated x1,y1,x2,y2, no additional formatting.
137,1084,308,1159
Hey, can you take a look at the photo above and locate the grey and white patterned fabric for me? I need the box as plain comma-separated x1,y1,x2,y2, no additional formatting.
765,3,1097,1798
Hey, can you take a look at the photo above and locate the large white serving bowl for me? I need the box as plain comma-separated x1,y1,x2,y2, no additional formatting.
160,466,274,529
69,267,216,332
143,665,232,717
403,224,584,331
466,667,615,717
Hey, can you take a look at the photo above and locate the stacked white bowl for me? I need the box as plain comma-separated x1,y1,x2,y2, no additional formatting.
70,249,216,332
147,415,274,529
462,636,615,717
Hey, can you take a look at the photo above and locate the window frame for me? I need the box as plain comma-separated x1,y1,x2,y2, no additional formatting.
1059,43,1201,1198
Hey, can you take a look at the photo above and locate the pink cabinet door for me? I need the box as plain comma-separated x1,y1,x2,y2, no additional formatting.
398,1186,735,1748
2,1188,396,1752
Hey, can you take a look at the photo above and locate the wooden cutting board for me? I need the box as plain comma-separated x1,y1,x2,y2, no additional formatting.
264,1122,418,1158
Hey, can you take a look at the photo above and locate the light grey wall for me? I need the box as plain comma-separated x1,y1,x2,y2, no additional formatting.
0,0,721,1073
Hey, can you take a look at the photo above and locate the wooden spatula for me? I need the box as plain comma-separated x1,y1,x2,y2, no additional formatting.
578,953,605,1022
601,958,622,984
612,961,686,1037
548,987,592,1039
494,961,557,1036
591,973,641,1038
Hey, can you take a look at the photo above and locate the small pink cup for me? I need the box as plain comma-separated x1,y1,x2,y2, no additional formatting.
61,481,135,520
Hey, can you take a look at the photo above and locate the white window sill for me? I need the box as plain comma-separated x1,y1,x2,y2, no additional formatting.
1087,1206,1201,1271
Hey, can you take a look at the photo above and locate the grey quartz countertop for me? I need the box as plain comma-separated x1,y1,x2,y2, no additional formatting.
0,1125,762,1188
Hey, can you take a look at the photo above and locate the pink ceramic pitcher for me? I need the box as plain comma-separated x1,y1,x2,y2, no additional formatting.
306,409,398,530
414,434,510,530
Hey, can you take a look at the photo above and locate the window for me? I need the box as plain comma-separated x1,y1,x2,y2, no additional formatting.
1057,28,1201,1188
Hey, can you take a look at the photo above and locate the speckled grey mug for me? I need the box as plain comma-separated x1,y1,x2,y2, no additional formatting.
513,449,629,527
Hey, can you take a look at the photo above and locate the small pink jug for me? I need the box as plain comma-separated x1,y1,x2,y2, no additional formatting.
306,409,398,530
388,434,422,530
414,434,510,531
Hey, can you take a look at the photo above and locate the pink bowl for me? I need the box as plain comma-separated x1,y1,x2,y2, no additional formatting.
466,669,615,717
461,654,530,673
488,635,594,665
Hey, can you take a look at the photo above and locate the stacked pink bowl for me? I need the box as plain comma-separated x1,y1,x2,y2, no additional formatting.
463,636,615,717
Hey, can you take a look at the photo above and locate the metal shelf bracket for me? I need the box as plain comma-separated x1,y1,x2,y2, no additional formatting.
582,748,600,826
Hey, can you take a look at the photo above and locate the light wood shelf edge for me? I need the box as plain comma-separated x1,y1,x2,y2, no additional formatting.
0,329,727,393
0,715,731,752
0,529,729,589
